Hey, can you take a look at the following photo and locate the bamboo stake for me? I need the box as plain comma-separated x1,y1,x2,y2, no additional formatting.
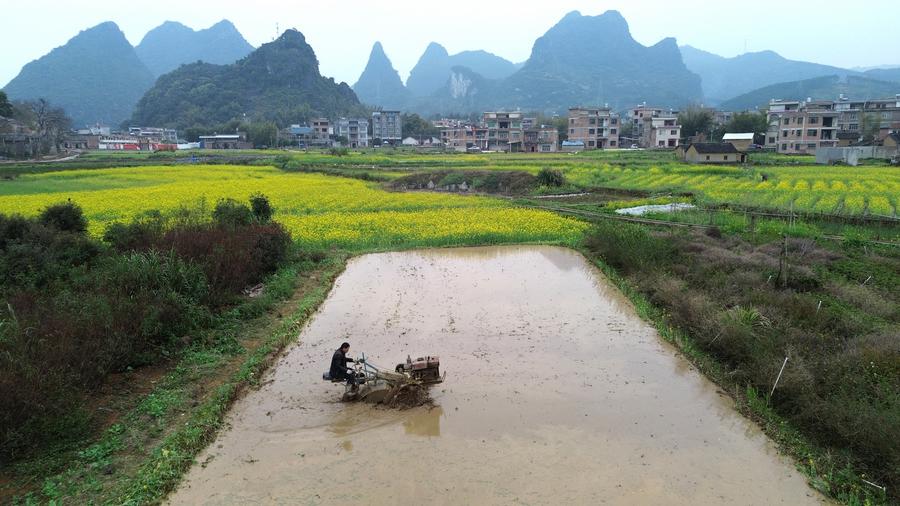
768,356,789,405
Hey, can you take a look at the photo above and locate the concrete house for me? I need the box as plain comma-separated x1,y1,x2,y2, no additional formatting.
371,110,402,146
483,112,523,152
631,105,680,148
198,133,252,150
767,95,900,154
334,118,369,148
568,107,619,149
680,143,746,164
722,133,755,152
884,132,900,152
523,126,559,152
311,118,332,146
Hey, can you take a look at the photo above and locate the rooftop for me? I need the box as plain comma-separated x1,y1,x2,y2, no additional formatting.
722,133,755,140
689,143,740,154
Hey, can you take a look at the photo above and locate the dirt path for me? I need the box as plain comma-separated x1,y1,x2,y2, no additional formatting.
168,246,827,505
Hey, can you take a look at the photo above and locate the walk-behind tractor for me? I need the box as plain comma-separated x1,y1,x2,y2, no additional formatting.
324,353,442,405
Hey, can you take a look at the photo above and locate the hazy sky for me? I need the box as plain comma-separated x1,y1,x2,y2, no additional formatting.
2,0,898,88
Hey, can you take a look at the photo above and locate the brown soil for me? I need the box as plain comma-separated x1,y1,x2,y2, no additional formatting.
168,246,829,505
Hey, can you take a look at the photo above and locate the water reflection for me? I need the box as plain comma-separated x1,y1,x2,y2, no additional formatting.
403,406,443,437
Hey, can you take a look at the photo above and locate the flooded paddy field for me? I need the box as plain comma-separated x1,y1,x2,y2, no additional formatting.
169,246,826,505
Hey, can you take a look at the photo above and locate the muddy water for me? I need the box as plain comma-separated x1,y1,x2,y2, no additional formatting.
169,246,826,505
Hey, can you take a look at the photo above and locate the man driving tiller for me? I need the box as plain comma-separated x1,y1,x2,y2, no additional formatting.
329,342,360,388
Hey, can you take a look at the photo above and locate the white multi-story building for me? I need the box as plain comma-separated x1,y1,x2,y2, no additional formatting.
334,118,369,148
632,105,680,148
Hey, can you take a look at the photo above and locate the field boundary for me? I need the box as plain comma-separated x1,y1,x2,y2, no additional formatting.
520,202,900,248
576,246,887,505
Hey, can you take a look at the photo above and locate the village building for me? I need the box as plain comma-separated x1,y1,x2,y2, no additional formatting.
128,127,178,143
523,126,559,152
310,118,332,146
440,126,487,152
884,132,900,151
61,134,100,150
567,107,619,149
198,133,252,150
334,117,369,148
722,132,755,151
561,140,585,152
0,116,39,158
767,95,900,154
632,105,680,148
483,111,523,152
836,131,861,147
371,110,402,146
680,143,746,164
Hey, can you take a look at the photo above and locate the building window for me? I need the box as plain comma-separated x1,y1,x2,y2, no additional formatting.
610,140,616,146
589,129,595,134
781,143,787,151
724,155,728,160
588,141,595,147
706,155,710,160
670,130,677,135
809,117,818,124
569,129,574,134
807,129,817,137
611,129,617,135
783,118,790,125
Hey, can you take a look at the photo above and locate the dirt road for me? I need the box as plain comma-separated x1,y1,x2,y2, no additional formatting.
168,246,827,505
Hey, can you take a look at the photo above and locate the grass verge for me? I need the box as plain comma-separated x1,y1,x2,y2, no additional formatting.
578,244,890,506
5,252,348,505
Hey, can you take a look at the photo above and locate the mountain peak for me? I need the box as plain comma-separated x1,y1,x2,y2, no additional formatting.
277,28,306,44
3,20,153,126
136,19,255,77
210,19,238,31
424,42,449,58
370,41,387,57
354,42,409,109
132,29,360,128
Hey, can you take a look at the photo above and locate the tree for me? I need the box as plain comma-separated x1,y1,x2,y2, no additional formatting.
859,113,880,142
244,121,278,148
724,112,768,136
619,121,635,144
401,113,439,139
677,106,714,140
0,91,12,118
28,99,71,155
40,201,87,233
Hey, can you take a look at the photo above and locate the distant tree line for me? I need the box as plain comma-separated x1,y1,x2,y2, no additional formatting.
678,105,769,143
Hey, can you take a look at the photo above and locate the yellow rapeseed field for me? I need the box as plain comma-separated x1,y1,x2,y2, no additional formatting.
0,165,587,249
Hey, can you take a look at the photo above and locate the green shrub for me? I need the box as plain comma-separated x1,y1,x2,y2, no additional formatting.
103,210,166,251
212,198,253,227
537,167,565,187
250,193,274,223
39,202,87,233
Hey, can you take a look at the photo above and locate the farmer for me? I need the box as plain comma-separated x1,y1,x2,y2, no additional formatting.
330,342,356,384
